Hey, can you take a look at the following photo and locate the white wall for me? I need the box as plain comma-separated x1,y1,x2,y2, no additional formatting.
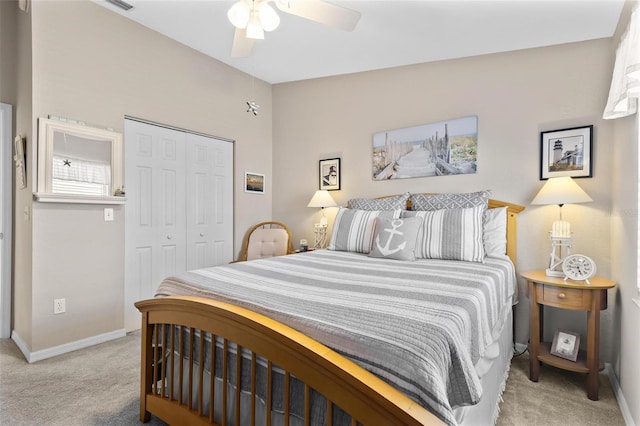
13,1,273,353
609,3,640,424
611,113,640,425
272,39,617,360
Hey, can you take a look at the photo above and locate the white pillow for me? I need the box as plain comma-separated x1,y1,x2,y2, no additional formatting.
328,208,400,254
483,207,507,257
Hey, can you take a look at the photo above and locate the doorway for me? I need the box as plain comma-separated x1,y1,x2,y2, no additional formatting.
0,103,13,338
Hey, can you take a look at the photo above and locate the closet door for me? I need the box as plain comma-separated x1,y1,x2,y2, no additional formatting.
124,119,234,331
124,120,187,331
185,133,234,269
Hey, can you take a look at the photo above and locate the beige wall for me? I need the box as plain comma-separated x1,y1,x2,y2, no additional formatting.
8,0,34,348
273,40,617,360
611,113,640,424
13,1,273,352
609,2,640,424
0,1,18,105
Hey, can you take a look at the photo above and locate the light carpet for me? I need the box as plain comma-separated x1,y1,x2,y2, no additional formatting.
0,334,626,425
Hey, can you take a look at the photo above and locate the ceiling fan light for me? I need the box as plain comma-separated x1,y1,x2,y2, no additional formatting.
228,1,250,29
246,13,264,39
258,3,280,32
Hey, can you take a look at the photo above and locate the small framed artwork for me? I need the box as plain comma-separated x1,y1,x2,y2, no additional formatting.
244,172,265,194
550,329,581,362
319,158,340,191
540,125,593,180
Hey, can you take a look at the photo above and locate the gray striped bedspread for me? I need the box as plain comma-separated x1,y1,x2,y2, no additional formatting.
156,249,516,425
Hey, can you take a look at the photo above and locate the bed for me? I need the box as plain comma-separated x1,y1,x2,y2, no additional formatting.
135,192,525,426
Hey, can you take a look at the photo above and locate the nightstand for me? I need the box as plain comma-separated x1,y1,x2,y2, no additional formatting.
520,270,616,401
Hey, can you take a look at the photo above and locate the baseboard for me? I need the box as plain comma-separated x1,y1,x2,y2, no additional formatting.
605,363,636,426
11,328,126,363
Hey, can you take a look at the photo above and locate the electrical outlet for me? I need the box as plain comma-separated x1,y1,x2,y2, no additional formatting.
53,298,66,315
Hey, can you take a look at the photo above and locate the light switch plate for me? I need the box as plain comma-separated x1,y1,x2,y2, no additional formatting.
104,208,114,222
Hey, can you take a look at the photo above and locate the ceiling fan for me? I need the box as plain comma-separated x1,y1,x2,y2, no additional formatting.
227,0,361,57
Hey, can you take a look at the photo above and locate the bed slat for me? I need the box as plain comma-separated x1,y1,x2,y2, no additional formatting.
198,331,205,415
251,352,257,426
222,338,228,426
235,344,242,425
209,332,216,423
267,360,273,426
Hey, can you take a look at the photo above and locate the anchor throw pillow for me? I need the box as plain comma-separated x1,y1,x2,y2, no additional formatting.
368,217,422,261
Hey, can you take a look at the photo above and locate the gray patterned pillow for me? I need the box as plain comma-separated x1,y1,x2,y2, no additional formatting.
348,192,409,211
410,190,491,211
327,208,400,253
412,206,486,262
369,217,422,261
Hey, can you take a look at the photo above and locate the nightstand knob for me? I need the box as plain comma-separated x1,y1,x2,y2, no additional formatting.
558,292,566,299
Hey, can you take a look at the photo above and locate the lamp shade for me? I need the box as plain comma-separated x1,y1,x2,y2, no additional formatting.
531,176,593,206
307,190,337,208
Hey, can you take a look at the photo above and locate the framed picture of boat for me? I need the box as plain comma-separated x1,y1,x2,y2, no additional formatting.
244,172,265,194
372,115,478,180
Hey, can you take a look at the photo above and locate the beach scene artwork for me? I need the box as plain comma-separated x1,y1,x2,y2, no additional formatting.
372,116,478,180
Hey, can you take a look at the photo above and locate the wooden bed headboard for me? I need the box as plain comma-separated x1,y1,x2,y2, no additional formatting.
363,194,526,266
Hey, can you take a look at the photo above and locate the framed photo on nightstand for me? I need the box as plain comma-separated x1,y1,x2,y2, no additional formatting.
550,329,581,361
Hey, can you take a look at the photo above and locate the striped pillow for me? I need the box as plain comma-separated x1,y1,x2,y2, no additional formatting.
413,206,486,262
327,208,400,253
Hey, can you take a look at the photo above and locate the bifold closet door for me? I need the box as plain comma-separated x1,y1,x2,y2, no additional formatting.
124,119,234,331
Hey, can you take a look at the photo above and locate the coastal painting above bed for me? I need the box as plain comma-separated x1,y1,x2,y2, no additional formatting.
372,115,478,180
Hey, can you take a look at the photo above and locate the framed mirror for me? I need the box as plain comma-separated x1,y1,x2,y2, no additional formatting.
36,118,124,203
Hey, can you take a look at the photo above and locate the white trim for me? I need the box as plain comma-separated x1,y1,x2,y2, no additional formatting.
0,103,13,339
605,363,637,426
11,328,126,363
33,192,126,204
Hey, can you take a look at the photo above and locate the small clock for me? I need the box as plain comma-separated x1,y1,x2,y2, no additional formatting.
562,254,597,283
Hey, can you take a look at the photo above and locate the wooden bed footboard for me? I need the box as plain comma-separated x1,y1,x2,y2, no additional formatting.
135,296,444,426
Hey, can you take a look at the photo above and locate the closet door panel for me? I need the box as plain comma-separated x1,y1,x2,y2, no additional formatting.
186,133,233,270
124,120,186,331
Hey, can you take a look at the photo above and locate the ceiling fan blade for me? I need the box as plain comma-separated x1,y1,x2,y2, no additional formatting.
275,0,361,32
231,28,254,58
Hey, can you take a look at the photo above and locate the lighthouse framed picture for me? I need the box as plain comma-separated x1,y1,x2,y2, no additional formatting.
540,125,593,180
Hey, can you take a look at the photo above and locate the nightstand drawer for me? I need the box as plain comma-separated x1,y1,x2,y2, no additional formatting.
539,285,587,309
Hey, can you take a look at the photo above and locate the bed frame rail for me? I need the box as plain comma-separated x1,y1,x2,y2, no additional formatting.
136,296,443,426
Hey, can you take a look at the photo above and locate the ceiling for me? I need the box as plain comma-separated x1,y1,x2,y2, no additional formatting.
93,0,625,84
